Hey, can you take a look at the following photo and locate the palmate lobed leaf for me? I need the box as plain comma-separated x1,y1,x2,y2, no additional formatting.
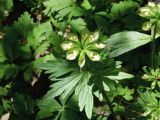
40,60,94,119
0,87,8,96
36,98,61,119
55,6,85,19
106,72,134,81
79,84,93,119
106,31,151,58
70,18,87,32
138,91,160,119
27,21,53,51
45,73,84,99
81,0,92,10
43,0,76,16
36,95,79,120
43,0,87,32
0,0,13,18
44,71,91,99
13,12,34,36
40,60,76,78
110,1,138,20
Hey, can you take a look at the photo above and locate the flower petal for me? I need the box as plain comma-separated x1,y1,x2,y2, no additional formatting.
95,43,105,49
66,49,79,60
78,51,86,68
61,41,73,50
89,32,99,42
67,34,79,41
86,50,101,61
142,22,151,31
148,2,156,8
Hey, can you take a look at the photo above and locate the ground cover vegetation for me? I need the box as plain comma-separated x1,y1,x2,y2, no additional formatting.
0,0,160,120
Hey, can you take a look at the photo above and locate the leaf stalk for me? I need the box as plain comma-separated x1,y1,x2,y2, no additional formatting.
151,23,157,68
102,91,118,120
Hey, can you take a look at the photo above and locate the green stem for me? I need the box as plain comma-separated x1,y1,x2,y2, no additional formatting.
151,24,157,68
102,91,117,120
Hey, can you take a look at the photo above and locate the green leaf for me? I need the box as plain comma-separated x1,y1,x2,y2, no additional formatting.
43,0,75,16
13,12,34,37
102,81,110,91
55,6,85,19
44,71,90,99
79,84,93,119
81,0,92,10
13,93,35,116
138,90,160,119
123,87,134,101
37,95,79,120
42,61,92,119
110,1,137,20
106,72,134,81
4,0,13,10
106,31,151,58
40,60,76,78
35,41,50,55
60,108,78,120
70,18,86,32
138,91,158,107
36,98,61,119
108,85,134,101
113,103,125,113
0,0,13,14
0,87,8,96
2,99,11,111
0,43,6,62
28,22,52,51
0,63,19,80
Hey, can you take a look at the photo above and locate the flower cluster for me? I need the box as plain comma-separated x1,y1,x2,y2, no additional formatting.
139,2,160,33
142,67,160,89
61,31,105,68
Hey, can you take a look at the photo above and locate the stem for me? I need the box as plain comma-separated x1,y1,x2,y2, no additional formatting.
151,24,157,68
102,91,117,120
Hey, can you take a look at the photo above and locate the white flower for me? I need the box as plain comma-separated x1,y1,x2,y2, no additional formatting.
4,10,9,17
61,42,73,50
66,50,79,60
86,51,101,61
148,2,156,7
139,8,150,17
0,32,4,39
142,22,151,31
68,35,78,41
95,43,105,49
92,54,100,61
142,74,149,79
144,11,149,16
57,31,63,36
140,7,149,13
90,32,99,42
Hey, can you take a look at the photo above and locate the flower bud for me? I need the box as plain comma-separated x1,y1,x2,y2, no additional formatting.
142,22,151,31
78,52,85,68
142,74,149,79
